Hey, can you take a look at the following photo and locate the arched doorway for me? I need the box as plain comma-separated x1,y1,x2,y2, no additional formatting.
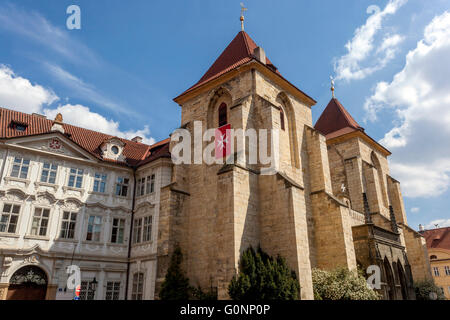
383,258,396,300
7,265,48,300
396,261,408,300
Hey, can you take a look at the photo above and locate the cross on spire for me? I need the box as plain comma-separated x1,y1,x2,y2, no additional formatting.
330,76,335,98
240,3,247,31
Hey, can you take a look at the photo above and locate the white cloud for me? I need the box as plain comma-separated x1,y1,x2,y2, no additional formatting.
0,65,58,113
425,219,450,229
364,11,450,198
410,207,420,213
0,65,155,145
334,0,407,81
44,105,155,145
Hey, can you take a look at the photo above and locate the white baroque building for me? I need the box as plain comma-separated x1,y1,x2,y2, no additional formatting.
0,108,171,300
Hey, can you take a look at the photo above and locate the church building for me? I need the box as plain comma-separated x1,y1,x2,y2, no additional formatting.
0,25,432,300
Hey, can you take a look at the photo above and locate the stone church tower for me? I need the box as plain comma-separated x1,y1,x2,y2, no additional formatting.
156,30,432,300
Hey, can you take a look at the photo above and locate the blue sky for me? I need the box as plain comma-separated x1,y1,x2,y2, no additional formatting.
0,0,449,230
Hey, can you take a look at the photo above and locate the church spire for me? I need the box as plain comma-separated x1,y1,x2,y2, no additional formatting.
240,3,247,31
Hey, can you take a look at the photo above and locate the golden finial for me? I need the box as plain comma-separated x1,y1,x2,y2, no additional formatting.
54,113,63,124
240,3,247,31
330,76,335,98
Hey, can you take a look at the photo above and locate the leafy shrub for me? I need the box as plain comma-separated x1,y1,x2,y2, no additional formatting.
312,267,379,300
414,279,446,300
228,247,300,300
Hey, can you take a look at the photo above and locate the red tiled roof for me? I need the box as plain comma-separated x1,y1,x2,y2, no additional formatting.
176,31,281,98
0,107,169,168
422,227,450,251
314,98,364,138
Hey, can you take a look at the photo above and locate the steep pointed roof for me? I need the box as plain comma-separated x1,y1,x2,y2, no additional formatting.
314,97,391,155
314,98,364,139
177,31,279,97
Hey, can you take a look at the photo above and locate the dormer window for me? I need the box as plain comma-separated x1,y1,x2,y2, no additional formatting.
100,137,126,162
10,120,28,132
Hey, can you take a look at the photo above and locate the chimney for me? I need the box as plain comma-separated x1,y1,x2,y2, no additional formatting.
132,136,143,143
419,224,425,232
254,47,266,65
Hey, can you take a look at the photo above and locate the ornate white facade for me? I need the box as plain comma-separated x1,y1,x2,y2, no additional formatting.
0,126,171,300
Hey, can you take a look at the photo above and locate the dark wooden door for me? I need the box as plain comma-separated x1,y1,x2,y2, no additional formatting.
7,284,47,300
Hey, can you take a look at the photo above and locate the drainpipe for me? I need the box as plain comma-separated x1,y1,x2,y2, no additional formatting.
124,169,137,300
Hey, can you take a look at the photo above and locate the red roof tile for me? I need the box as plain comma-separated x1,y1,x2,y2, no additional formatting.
0,107,169,168
176,31,280,98
422,227,450,251
314,98,364,138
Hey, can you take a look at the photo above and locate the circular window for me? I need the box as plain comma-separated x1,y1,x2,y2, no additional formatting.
111,146,119,155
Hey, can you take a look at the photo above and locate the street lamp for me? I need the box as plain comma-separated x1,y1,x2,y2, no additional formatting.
90,277,98,296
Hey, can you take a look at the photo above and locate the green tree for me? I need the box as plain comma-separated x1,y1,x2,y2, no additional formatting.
414,279,446,300
228,247,300,300
312,267,380,300
159,246,191,300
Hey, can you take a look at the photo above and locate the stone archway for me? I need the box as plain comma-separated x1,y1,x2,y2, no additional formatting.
396,261,408,300
383,258,396,300
7,265,48,300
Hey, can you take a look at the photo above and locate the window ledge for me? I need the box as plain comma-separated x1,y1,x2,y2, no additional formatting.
4,176,30,186
54,238,78,243
34,181,58,190
88,191,108,196
108,242,128,247
132,241,153,247
24,235,50,241
63,186,85,196
82,241,105,245
0,232,20,238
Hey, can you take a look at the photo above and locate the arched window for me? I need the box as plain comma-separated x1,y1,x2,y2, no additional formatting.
218,103,227,127
430,255,437,260
280,108,285,131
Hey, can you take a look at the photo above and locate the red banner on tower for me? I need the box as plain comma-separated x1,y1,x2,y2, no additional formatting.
215,124,231,159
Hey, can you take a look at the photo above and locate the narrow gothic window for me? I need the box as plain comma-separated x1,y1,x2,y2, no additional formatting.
218,103,227,127
280,108,285,131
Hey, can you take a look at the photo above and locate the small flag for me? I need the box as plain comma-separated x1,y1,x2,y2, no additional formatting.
215,124,231,159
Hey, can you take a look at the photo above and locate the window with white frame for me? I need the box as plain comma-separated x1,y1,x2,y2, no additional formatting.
40,162,58,184
433,267,440,277
111,218,125,244
60,211,77,239
93,173,107,193
133,217,142,244
80,280,95,300
86,215,102,242
68,168,84,188
105,281,121,300
10,157,30,179
131,273,144,300
146,174,155,194
0,203,20,233
445,266,450,276
30,208,50,236
136,177,145,197
115,177,129,197
143,216,152,242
